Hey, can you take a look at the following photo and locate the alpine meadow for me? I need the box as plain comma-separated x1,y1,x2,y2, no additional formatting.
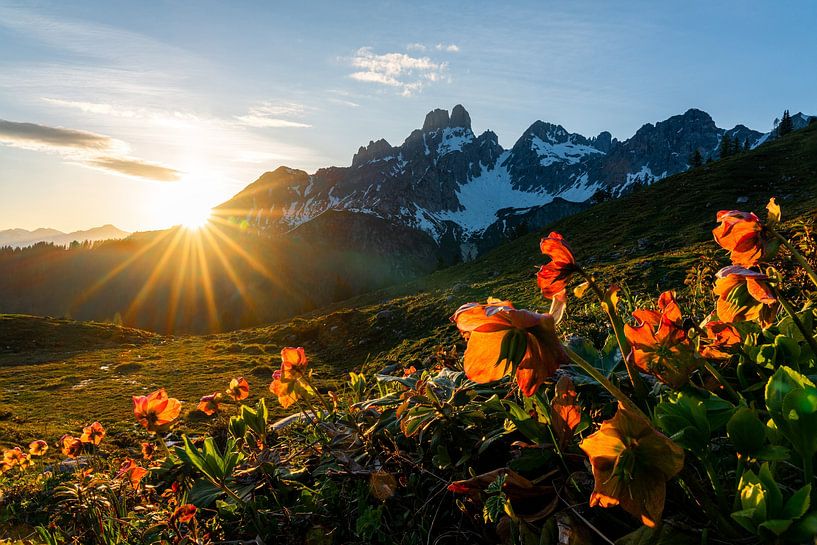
2,2,817,544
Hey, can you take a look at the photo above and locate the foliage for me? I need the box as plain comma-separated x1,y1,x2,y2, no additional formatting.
4,128,817,542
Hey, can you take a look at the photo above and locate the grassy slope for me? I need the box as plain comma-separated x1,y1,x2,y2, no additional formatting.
1,124,816,447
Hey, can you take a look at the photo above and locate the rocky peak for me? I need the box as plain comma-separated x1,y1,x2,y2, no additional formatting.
423,108,450,132
352,138,394,167
592,131,613,153
421,105,473,133
450,104,472,130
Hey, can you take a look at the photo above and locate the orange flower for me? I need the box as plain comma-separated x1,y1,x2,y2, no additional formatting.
3,447,27,468
133,388,182,433
579,403,684,527
551,375,582,447
197,393,220,416
451,299,568,396
170,504,197,525
537,232,579,298
713,210,766,267
700,321,742,359
269,347,310,408
624,293,699,389
59,435,83,458
117,458,149,488
140,442,156,461
226,377,250,401
714,266,779,327
28,440,48,457
80,421,106,445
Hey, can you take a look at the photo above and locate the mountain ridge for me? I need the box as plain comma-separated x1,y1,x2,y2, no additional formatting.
216,105,805,261
0,224,130,248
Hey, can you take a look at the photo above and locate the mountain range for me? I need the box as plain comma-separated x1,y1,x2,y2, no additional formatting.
0,224,130,249
216,106,813,260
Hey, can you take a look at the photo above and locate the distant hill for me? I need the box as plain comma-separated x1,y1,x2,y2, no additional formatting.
0,224,130,248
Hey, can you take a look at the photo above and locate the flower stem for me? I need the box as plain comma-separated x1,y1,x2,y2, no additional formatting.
772,285,817,357
769,227,817,290
702,360,742,403
577,270,648,400
564,346,650,422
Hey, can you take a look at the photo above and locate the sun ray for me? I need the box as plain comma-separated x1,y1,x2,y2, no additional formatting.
164,228,193,332
199,224,257,316
70,228,175,311
192,229,220,331
124,227,186,323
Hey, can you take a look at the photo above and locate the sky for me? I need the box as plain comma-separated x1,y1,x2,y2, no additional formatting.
1,1,815,233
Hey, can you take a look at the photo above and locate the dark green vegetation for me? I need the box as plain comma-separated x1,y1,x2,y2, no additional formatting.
1,123,817,545
2,123,817,446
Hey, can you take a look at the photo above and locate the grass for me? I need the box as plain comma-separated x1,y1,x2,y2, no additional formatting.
2,123,817,450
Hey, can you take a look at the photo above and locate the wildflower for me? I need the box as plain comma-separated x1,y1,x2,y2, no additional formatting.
269,347,311,409
170,504,197,525
713,210,766,267
225,377,250,401
624,291,699,388
117,458,149,488
551,375,582,447
29,440,48,457
140,442,156,461
714,266,779,327
59,435,83,458
80,421,106,445
579,402,684,527
3,447,27,468
197,393,220,416
451,299,568,396
700,321,742,359
132,388,182,433
537,232,580,298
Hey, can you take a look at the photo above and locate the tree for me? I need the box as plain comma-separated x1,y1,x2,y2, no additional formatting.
689,148,703,168
719,134,732,158
778,109,793,136
743,137,751,152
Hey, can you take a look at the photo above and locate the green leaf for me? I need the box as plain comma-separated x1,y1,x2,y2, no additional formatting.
782,484,811,520
758,519,793,536
757,463,783,518
727,407,766,455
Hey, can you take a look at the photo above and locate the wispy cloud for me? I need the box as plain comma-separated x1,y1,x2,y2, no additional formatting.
0,119,122,152
348,47,450,96
83,157,181,181
236,102,312,128
0,118,180,182
405,42,460,53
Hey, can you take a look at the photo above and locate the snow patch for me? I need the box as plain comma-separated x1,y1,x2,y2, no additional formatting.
530,136,603,167
437,151,555,234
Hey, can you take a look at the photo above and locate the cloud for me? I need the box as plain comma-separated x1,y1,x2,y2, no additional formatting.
236,102,312,128
84,157,181,181
0,119,119,152
348,47,449,96
405,42,460,53
436,43,460,53
0,118,180,182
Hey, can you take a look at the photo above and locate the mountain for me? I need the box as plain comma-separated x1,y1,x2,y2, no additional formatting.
0,224,130,248
215,105,774,260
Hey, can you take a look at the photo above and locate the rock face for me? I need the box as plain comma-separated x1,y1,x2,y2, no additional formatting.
216,105,774,262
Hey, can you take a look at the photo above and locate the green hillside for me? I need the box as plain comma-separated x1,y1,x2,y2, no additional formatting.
2,124,817,447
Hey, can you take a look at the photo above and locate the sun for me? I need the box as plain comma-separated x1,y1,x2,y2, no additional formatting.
179,206,212,230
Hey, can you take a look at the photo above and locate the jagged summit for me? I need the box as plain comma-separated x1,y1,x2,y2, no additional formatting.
216,105,803,261
422,104,472,132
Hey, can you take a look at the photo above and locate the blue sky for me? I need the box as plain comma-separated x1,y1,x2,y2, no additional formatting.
1,0,815,232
